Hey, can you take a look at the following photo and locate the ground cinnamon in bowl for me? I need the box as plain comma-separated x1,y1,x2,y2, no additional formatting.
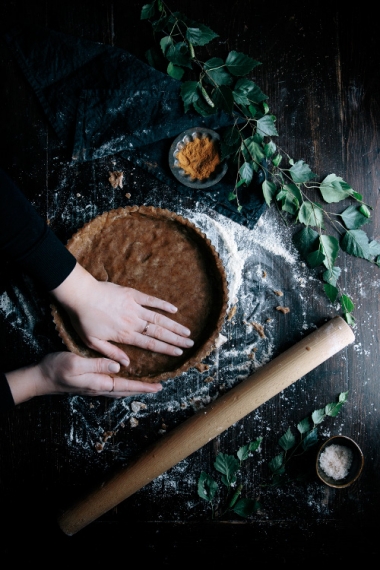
169,128,228,189
176,136,220,180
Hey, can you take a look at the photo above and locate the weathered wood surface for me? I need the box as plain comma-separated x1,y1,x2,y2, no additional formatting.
0,0,379,563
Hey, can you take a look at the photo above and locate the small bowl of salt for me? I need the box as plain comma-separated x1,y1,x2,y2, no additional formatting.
316,435,364,488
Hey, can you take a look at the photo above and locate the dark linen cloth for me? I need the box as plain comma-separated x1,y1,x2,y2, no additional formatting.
5,26,266,228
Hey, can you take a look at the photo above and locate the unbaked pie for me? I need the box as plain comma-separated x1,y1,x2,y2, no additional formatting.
51,206,228,383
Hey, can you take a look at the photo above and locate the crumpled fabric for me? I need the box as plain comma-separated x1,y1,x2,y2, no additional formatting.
5,26,266,228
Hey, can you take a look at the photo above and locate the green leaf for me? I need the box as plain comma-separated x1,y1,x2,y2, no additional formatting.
233,78,268,105
279,184,301,216
228,484,243,508
311,408,325,424
298,202,324,228
340,205,371,230
242,136,265,163
340,229,370,260
320,235,340,269
272,154,282,167
160,35,173,55
198,471,218,502
324,283,339,303
151,14,170,33
165,41,193,68
262,180,277,207
344,312,356,325
212,85,234,113
325,401,344,417
268,453,285,474
323,266,342,287
193,96,217,116
256,115,278,137
320,174,352,203
214,453,240,486
297,417,311,434
278,427,296,451
141,2,156,19
293,226,319,259
340,294,355,313
239,162,254,185
186,24,219,46
204,58,233,86
228,191,237,201
301,428,319,450
283,183,302,204
359,204,371,218
289,160,315,183
223,125,240,147
180,81,200,111
225,50,261,76
368,240,380,258
264,140,276,158
233,498,259,517
237,445,250,462
248,437,263,452
167,62,184,80
306,248,325,268
339,391,349,402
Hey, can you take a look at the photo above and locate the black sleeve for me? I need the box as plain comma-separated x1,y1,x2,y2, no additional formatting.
0,168,77,412
0,168,76,291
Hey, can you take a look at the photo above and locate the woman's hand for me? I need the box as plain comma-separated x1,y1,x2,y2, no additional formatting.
50,263,194,366
6,352,162,405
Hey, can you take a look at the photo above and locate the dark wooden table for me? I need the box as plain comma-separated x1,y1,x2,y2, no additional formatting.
1,0,379,563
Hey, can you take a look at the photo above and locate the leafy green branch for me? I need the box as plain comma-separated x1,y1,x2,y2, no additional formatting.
141,1,380,324
197,392,348,519
266,391,349,486
198,438,262,519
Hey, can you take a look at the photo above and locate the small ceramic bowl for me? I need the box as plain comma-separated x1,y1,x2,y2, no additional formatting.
316,435,364,488
169,127,228,189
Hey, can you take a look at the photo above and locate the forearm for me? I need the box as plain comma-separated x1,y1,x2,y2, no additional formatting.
5,363,48,406
49,262,94,310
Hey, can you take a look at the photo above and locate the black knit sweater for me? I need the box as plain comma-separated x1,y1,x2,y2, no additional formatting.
0,169,76,411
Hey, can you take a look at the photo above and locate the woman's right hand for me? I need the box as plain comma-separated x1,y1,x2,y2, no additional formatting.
6,352,162,405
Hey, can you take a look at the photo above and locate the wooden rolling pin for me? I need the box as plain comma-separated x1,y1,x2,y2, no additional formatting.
58,315,354,535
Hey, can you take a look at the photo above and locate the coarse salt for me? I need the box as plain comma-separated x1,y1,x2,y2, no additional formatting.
319,443,353,480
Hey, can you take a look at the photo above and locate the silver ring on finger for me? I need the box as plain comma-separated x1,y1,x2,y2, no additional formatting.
142,321,151,336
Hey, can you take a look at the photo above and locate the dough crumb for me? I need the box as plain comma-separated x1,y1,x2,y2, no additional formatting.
131,401,147,413
251,321,266,338
109,171,124,188
130,417,139,428
195,362,209,372
273,290,284,296
262,270,267,278
276,306,290,314
228,305,237,320
204,376,214,383
125,192,131,199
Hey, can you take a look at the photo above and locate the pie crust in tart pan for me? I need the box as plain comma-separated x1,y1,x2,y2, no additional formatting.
51,206,228,383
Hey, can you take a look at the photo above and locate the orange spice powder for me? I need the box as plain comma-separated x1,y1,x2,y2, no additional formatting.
177,137,220,180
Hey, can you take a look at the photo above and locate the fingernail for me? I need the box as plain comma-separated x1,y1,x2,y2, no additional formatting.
184,339,194,347
183,328,191,336
121,358,130,367
108,362,120,373
174,348,183,356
